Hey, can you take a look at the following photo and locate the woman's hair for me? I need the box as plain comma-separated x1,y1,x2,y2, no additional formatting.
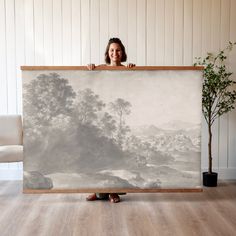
104,38,127,64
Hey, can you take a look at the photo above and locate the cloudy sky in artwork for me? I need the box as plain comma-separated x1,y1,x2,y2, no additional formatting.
24,69,202,128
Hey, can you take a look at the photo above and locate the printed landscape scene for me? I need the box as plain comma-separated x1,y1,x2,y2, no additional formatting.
23,70,202,190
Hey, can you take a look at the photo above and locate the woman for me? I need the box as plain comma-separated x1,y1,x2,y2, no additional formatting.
86,38,135,203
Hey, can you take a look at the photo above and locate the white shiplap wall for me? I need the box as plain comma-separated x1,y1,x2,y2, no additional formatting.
0,0,236,179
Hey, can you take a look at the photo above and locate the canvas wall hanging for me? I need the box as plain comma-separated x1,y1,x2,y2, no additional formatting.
22,66,203,193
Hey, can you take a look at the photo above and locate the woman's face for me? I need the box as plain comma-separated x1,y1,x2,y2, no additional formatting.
108,43,123,65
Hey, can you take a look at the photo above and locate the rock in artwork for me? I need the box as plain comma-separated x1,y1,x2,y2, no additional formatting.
22,68,202,191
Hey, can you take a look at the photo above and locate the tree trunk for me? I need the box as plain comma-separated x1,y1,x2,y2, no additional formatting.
208,122,213,174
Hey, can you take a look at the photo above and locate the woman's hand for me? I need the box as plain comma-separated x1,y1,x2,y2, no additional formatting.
127,63,136,68
87,64,96,70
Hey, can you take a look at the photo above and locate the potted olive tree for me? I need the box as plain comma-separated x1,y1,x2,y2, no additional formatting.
194,42,236,187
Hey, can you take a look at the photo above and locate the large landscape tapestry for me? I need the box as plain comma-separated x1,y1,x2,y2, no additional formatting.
22,68,202,191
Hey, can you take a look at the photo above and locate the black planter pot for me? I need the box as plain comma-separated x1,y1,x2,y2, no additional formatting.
203,172,218,187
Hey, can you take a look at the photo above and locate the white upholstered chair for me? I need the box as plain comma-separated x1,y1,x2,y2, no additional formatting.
0,115,23,163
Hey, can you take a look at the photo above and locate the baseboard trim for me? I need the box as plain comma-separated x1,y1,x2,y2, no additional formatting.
0,168,23,180
0,167,235,180
201,167,236,180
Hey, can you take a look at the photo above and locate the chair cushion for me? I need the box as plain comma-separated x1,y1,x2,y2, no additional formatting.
0,145,23,162
0,115,23,145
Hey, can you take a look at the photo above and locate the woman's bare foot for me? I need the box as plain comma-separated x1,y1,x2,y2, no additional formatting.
86,193,98,201
109,193,120,203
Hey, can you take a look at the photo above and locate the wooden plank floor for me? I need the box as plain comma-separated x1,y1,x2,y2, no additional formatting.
0,181,236,236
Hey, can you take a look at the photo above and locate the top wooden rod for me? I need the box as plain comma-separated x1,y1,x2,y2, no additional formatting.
21,66,204,71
